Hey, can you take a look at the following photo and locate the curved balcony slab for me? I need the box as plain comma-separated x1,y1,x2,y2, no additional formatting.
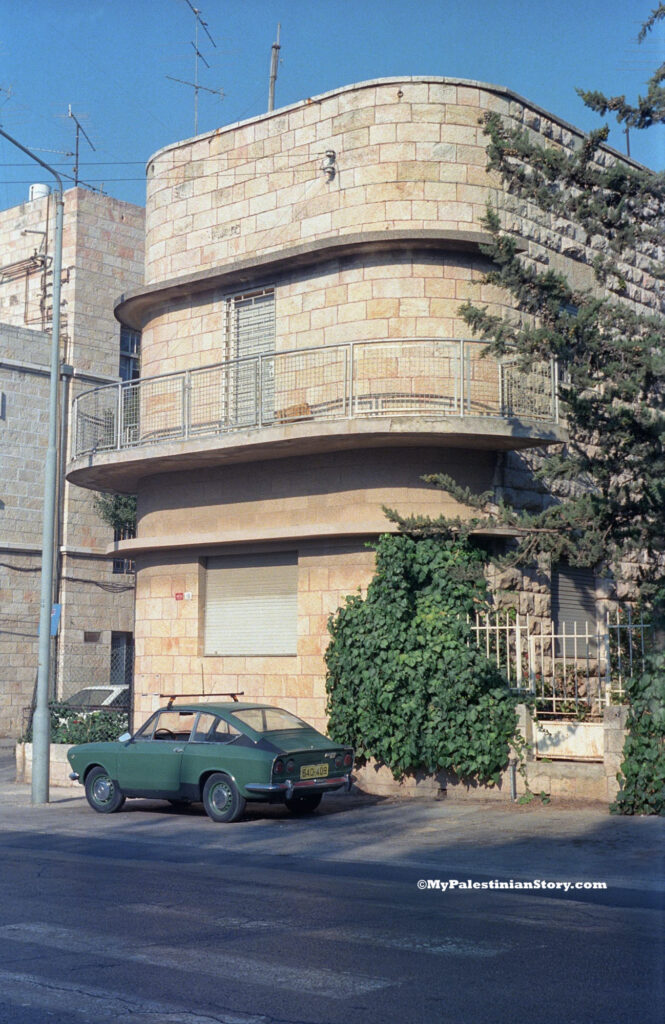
67,413,565,493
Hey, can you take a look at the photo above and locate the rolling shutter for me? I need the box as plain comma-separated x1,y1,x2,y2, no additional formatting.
204,552,298,656
552,563,598,655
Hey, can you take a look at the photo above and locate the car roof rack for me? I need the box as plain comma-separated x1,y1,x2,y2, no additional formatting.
159,692,245,709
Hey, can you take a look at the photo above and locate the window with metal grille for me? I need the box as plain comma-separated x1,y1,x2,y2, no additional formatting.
204,552,298,656
112,524,136,575
223,288,275,427
111,631,134,692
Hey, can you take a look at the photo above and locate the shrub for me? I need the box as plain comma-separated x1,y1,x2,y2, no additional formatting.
325,534,522,784
21,704,129,745
612,652,665,816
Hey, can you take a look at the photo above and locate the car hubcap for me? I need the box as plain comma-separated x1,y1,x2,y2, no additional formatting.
211,782,232,813
93,776,113,804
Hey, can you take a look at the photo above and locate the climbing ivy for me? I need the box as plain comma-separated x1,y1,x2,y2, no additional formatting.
612,653,665,816
325,534,523,784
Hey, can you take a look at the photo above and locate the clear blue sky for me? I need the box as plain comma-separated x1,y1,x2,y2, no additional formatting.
0,0,663,211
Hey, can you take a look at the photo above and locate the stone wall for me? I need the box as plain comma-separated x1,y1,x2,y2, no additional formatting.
354,706,629,804
0,190,144,736
132,540,377,733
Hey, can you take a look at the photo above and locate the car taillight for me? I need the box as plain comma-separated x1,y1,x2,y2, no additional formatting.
286,759,295,774
335,754,343,768
343,752,352,768
274,759,284,774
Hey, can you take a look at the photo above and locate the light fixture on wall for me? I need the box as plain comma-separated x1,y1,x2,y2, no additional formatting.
321,150,336,181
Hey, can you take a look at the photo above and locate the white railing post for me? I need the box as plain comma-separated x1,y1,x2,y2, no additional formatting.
515,614,523,688
528,634,536,694
348,343,355,416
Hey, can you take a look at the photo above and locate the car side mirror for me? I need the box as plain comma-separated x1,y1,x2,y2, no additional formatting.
118,732,132,744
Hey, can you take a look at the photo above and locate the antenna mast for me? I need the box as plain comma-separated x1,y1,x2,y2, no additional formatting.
67,106,95,186
268,24,281,112
167,0,223,135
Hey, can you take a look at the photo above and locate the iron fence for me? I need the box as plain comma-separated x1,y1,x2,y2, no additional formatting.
469,608,651,716
73,339,559,458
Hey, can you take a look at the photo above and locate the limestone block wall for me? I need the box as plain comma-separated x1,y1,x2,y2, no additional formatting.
133,541,376,733
144,78,545,284
0,325,51,548
0,188,145,373
0,191,144,736
138,250,511,382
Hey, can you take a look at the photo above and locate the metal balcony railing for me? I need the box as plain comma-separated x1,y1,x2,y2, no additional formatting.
72,339,560,458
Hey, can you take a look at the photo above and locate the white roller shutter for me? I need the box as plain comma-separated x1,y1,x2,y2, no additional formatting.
204,552,298,656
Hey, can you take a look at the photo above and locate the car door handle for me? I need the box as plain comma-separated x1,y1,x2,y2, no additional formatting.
173,747,184,753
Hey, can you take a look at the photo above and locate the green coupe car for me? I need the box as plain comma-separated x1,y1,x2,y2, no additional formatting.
67,700,354,823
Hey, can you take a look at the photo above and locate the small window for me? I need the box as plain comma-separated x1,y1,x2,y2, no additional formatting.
147,710,195,741
204,552,298,656
119,326,141,382
191,713,241,744
232,707,309,733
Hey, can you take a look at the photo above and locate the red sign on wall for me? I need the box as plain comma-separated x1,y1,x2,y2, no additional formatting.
174,593,184,601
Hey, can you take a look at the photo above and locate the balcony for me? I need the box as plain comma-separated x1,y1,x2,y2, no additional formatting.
69,339,563,490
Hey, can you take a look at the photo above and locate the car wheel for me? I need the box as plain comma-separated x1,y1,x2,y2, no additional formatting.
285,793,323,814
202,773,246,823
84,766,125,814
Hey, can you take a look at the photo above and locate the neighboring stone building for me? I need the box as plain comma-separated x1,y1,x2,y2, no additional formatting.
0,187,144,737
67,77,658,735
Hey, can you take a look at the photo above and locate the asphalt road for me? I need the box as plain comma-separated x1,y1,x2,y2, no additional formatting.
0,751,663,1024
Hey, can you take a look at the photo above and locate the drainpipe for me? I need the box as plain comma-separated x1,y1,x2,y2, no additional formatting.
0,128,64,804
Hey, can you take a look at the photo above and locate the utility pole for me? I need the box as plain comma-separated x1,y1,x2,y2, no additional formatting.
0,127,64,805
268,24,281,112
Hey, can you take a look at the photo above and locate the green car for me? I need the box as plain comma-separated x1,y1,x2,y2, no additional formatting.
67,701,354,823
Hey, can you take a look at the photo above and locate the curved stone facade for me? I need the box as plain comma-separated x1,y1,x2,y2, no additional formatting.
68,77,657,731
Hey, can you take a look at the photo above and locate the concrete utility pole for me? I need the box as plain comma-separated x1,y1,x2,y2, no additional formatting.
268,24,281,112
0,127,64,804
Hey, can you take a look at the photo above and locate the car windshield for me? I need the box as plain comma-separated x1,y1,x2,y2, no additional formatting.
232,708,310,733
65,689,113,707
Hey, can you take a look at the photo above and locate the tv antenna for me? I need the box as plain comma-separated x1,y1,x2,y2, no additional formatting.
167,0,224,135
67,105,96,186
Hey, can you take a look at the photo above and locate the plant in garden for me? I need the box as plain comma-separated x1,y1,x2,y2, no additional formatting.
21,705,129,745
612,652,665,815
325,534,523,784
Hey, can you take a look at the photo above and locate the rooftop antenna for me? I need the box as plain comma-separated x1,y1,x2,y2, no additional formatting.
268,24,281,112
167,0,223,135
67,106,96,186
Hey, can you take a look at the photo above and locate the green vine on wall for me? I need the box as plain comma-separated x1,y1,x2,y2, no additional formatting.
612,653,665,816
325,534,523,785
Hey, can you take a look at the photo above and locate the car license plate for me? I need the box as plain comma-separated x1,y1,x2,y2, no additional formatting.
300,763,329,780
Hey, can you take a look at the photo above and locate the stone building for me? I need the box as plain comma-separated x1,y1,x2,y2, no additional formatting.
0,187,144,737
67,77,657,735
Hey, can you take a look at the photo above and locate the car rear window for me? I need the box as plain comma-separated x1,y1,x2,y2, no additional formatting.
65,689,113,707
232,708,309,732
